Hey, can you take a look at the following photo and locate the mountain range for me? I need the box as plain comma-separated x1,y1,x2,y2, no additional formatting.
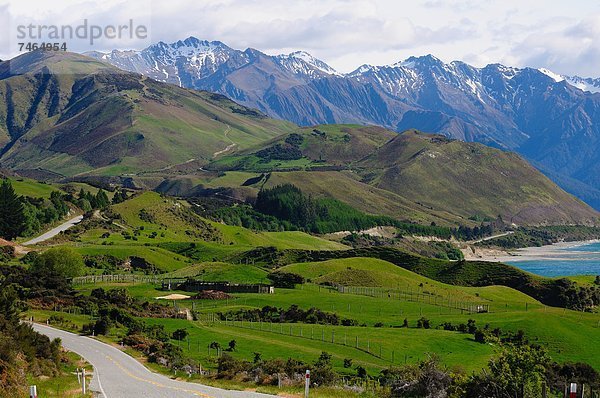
87,37,600,209
0,50,597,226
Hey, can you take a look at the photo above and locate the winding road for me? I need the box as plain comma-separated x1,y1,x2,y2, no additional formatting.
32,323,273,398
23,215,84,246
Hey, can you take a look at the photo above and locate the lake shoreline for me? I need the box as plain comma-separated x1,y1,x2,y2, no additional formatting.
463,239,600,263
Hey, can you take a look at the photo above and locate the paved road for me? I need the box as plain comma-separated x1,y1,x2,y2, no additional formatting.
23,215,84,246
32,323,273,398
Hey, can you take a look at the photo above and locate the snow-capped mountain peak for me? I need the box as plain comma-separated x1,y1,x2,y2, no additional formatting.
538,68,565,83
275,50,340,77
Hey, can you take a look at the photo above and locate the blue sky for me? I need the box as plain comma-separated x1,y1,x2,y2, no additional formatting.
2,0,600,76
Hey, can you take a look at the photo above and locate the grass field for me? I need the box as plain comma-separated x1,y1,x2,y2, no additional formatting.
13,181,600,389
59,264,600,373
9,177,59,198
165,262,269,283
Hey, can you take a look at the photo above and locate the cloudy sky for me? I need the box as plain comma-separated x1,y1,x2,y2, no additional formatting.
2,0,600,76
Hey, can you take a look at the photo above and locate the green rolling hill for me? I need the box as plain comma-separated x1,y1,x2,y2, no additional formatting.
0,51,296,177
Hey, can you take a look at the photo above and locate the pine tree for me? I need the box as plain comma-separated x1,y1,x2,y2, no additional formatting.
95,189,110,209
0,180,26,240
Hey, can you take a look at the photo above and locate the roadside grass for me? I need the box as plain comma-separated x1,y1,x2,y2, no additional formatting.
26,351,93,398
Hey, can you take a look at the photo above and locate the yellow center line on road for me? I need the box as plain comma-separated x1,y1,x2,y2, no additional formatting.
103,354,214,398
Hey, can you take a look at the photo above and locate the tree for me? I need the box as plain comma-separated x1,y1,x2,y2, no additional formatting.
227,339,237,351
0,180,26,240
312,352,336,385
417,317,431,329
112,189,128,204
95,189,110,209
172,329,188,341
468,344,550,398
31,247,85,279
0,286,21,324
356,365,368,379
267,272,305,288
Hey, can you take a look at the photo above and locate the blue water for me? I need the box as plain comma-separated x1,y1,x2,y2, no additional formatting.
506,242,600,277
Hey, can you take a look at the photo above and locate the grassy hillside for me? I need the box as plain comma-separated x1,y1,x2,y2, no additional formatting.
70,191,345,272
203,126,598,226
280,257,539,306
359,130,599,225
209,124,397,171
0,51,296,176
8,177,59,198
231,246,598,310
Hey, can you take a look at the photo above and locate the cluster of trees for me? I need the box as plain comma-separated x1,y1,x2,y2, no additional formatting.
204,204,295,232
255,184,437,235
218,304,359,326
76,188,110,211
253,184,499,239
450,223,496,241
256,134,304,161
267,271,305,288
0,179,121,241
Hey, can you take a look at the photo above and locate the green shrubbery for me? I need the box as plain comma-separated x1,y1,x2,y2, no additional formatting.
218,304,358,326
0,286,63,396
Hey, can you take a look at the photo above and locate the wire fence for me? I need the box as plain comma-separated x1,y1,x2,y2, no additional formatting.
196,313,429,365
333,285,491,314
72,274,174,285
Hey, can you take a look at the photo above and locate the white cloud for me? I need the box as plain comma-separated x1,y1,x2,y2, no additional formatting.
1,0,599,76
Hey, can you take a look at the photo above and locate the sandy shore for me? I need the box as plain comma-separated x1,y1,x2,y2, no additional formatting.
462,239,600,262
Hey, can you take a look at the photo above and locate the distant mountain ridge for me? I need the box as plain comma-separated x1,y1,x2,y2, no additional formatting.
0,50,597,226
87,38,600,209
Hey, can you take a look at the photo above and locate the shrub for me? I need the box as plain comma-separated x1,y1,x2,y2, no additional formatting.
417,317,431,329
172,329,188,341
267,272,305,288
